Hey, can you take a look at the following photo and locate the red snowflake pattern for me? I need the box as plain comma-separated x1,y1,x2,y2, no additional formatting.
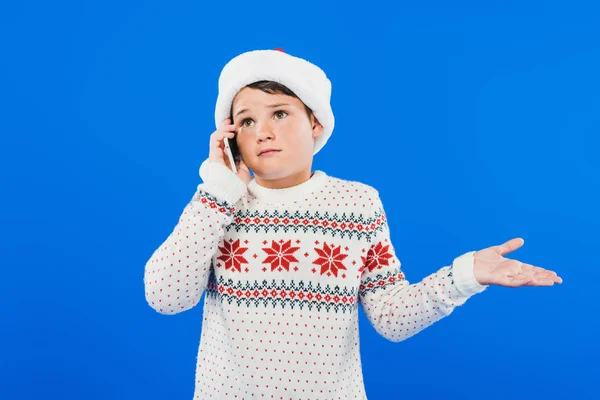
217,239,249,273
359,255,368,278
312,242,348,277
262,240,300,272
364,241,393,272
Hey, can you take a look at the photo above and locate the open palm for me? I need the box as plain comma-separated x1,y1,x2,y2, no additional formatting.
473,238,563,287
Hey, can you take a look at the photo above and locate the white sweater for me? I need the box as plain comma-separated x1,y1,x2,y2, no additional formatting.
144,162,487,399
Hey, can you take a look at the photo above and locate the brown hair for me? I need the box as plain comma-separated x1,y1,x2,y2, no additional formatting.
229,80,313,123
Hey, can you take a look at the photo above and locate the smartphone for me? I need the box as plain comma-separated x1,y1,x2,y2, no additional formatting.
224,116,241,173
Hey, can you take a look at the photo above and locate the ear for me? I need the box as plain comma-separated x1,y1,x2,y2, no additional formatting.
311,114,324,139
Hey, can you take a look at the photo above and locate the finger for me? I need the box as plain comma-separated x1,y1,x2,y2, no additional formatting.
497,238,525,256
505,274,533,288
208,134,236,166
215,129,236,140
524,263,560,278
528,276,556,286
552,271,563,283
220,117,237,130
209,130,235,150
533,270,563,284
524,266,563,284
522,263,556,274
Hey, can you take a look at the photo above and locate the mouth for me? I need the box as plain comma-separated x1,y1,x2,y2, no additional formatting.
258,149,281,156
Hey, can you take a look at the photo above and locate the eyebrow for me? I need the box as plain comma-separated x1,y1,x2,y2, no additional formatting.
234,103,291,118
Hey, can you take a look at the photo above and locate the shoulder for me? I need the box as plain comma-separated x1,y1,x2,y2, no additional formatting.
320,171,381,208
324,173,378,194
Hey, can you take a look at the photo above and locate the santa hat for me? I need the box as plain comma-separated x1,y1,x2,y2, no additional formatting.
214,48,334,155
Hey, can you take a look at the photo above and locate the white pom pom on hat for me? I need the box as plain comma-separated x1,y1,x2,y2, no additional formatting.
214,48,335,155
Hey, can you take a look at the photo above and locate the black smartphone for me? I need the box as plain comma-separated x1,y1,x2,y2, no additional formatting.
224,114,242,172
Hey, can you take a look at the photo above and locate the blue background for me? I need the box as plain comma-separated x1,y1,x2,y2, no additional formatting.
1,1,598,399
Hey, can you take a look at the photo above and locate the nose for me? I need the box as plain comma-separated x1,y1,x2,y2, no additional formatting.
255,120,275,143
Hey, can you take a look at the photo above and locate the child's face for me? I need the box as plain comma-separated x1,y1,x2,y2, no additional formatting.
231,87,323,184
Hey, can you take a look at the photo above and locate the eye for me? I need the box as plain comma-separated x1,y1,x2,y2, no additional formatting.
274,110,288,119
241,118,254,127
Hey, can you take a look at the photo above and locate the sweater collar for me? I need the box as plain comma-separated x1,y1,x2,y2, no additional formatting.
247,170,327,203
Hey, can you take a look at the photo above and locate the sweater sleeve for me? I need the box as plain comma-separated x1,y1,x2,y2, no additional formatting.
144,162,247,315
358,189,488,342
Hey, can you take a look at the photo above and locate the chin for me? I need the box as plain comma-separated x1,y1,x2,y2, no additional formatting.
248,159,296,179
247,154,310,181
252,167,292,180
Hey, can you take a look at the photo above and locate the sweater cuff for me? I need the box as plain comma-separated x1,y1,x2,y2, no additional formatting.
452,251,488,297
199,161,247,206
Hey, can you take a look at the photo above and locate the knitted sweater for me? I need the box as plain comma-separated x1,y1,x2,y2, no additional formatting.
144,162,488,400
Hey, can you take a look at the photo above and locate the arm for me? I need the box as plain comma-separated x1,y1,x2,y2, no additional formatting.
358,190,488,342
144,162,246,315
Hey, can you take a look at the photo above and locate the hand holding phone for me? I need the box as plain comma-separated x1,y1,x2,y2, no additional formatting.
208,118,250,184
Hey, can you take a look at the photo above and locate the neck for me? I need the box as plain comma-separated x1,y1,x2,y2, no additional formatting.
254,168,313,189
247,170,327,204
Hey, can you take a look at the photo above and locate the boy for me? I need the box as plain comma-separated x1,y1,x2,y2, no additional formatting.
144,49,562,399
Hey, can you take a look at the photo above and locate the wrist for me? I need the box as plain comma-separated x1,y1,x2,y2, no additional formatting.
452,251,488,296
199,162,247,206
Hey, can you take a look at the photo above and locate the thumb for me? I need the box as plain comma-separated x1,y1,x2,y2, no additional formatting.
237,159,251,179
237,159,248,172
